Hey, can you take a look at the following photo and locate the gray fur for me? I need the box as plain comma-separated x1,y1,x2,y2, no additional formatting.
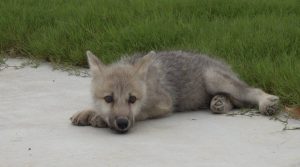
71,50,279,133
123,51,250,111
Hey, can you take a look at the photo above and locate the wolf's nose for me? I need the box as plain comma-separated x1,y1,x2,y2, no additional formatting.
116,117,129,130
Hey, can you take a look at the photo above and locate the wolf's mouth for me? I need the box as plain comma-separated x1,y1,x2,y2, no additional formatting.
109,125,130,134
115,128,129,133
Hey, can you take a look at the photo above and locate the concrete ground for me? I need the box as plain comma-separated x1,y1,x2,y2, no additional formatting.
1,58,300,167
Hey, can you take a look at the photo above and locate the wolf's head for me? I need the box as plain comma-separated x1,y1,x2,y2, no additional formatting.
86,51,154,133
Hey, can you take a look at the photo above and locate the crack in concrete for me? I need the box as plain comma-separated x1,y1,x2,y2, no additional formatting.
0,57,90,78
226,109,300,131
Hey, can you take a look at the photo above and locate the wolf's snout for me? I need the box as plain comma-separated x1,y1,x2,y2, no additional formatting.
116,117,129,130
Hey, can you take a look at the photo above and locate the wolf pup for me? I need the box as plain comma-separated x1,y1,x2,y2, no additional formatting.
70,51,279,133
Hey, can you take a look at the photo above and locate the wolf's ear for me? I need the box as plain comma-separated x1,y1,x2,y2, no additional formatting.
86,50,104,76
134,51,156,79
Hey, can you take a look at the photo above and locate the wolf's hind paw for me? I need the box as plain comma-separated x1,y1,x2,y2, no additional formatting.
259,96,279,116
210,95,233,114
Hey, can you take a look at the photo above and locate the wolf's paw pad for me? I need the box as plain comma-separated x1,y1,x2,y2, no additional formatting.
210,95,233,114
259,96,280,116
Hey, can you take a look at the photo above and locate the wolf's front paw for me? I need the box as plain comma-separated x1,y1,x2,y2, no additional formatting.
70,109,107,128
70,110,96,126
89,115,108,128
259,95,280,115
210,95,233,114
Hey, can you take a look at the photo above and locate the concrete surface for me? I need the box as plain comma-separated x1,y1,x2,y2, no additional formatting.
1,58,300,167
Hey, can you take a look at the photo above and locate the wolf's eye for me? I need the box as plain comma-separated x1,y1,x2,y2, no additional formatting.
104,95,114,103
128,95,137,104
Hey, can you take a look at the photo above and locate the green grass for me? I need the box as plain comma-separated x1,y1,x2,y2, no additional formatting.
0,0,299,105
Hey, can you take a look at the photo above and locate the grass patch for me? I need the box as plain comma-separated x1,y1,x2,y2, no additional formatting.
0,0,299,105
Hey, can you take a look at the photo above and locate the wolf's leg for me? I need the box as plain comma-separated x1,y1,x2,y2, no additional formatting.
70,109,107,128
205,69,279,115
210,94,233,114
